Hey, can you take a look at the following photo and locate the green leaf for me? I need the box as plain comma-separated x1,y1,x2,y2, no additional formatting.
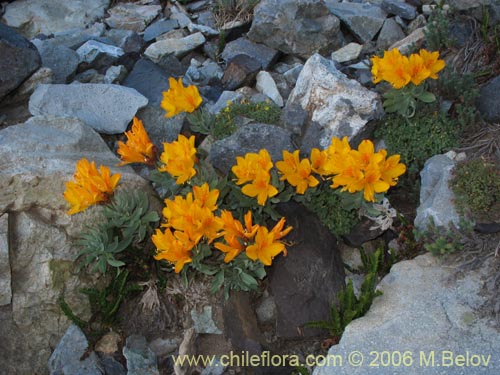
239,272,258,289
211,270,225,294
416,91,436,103
107,259,126,268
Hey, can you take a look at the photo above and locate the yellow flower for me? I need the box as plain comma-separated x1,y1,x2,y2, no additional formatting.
419,49,446,79
407,53,430,86
214,235,245,263
276,150,319,194
117,117,157,166
192,183,219,212
310,148,329,176
64,158,120,215
152,228,194,273
378,151,407,187
219,210,258,241
158,134,198,184
161,77,203,118
246,226,286,266
241,170,278,206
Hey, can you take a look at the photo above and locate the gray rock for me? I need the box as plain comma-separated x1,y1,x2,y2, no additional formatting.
324,1,387,43
201,358,226,375
197,10,217,29
381,0,417,20
0,115,154,375
156,54,187,78
0,214,10,306
123,335,160,375
170,5,192,28
105,29,144,54
144,19,179,42
283,64,303,86
186,58,224,86
105,3,162,32
389,26,426,54
29,84,148,134
256,71,284,107
270,202,346,338
144,32,206,62
1,0,109,39
32,40,79,83
408,14,427,34
208,90,244,114
248,0,342,58
191,306,222,334
221,54,262,91
221,37,279,70
73,69,105,84
97,354,126,375
0,22,41,101
330,42,363,63
208,123,295,174
313,253,500,375
136,105,185,148
48,324,102,375
123,58,170,106
376,17,406,50
414,154,460,231
104,65,128,84
0,67,52,105
477,74,500,122
281,102,309,135
36,23,106,50
76,40,124,71
149,337,181,357
286,54,382,150
255,294,277,324
188,22,219,37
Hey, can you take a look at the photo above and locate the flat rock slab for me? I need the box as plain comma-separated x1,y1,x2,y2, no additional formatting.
144,32,206,62
221,37,279,70
313,253,500,375
1,0,109,39
28,83,148,134
105,3,162,32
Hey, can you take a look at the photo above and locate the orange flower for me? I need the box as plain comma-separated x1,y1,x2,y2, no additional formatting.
117,117,157,166
214,235,245,263
241,169,278,206
246,226,286,266
419,49,446,79
378,150,407,187
310,148,329,176
64,158,120,215
152,228,194,273
158,134,198,184
407,53,430,86
276,150,319,194
161,77,203,118
193,183,219,212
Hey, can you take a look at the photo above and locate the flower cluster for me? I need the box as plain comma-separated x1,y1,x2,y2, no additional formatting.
371,48,445,89
158,134,198,184
117,117,157,166
152,183,292,272
161,77,203,118
64,158,121,215
276,150,319,194
231,149,278,206
216,211,292,265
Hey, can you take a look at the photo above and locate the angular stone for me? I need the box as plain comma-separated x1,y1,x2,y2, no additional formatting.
105,3,162,32
389,26,426,54
477,74,500,123
221,37,279,70
170,4,192,28
0,22,41,101
270,202,345,338
376,18,406,50
186,58,224,86
76,40,125,71
221,54,261,91
123,335,160,375
104,65,128,84
143,19,179,42
381,0,417,20
248,0,342,58
32,40,79,84
287,54,382,150
313,253,500,375
1,0,109,39
29,84,148,134
48,324,102,375
208,91,244,114
256,71,284,107
144,32,206,62
324,1,387,43
331,42,363,63
105,29,144,54
35,23,106,50
0,214,10,306
7,67,53,100
208,123,295,174
414,154,460,231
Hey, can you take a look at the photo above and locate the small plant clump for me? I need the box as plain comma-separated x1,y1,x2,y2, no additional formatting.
414,218,473,256
450,158,500,222
424,3,455,51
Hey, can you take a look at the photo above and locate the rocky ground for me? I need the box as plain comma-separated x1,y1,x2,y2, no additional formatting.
1,0,500,374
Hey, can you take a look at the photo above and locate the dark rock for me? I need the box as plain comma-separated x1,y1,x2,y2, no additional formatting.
342,218,386,247
123,58,171,105
156,54,187,77
281,102,308,135
381,0,417,20
269,202,345,338
31,40,79,83
105,29,144,53
221,54,261,90
474,222,500,234
448,17,476,49
143,19,179,42
477,75,500,123
247,0,343,58
208,123,295,175
221,37,279,70
123,335,159,375
96,353,126,375
197,10,217,29
0,22,41,101
324,1,387,43
376,18,406,50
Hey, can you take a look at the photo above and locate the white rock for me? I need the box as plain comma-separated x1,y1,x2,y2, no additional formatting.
105,3,162,32
104,65,128,84
256,71,284,107
76,40,124,65
331,43,363,63
144,32,206,62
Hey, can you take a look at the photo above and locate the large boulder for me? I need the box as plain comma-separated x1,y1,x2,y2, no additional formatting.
313,253,500,375
1,0,110,39
0,115,156,375
0,22,41,101
28,83,148,134
247,0,342,58
286,54,382,151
